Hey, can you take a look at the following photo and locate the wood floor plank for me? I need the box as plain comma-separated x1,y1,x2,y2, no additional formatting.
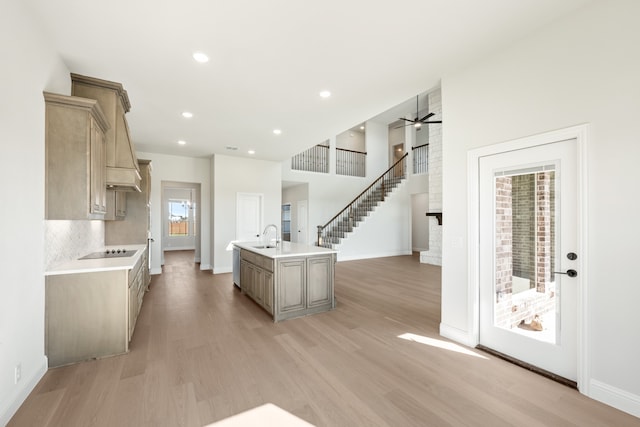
8,251,640,426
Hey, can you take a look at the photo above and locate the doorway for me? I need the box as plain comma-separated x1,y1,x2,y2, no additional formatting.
161,181,201,267
469,125,588,387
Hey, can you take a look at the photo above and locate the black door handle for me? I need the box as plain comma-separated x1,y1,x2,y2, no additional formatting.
554,269,578,278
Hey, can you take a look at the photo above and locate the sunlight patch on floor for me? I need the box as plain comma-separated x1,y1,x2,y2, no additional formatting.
398,333,488,359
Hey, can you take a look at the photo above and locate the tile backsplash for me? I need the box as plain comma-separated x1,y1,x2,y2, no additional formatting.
45,220,104,270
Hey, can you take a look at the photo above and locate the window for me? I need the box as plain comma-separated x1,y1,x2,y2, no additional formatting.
168,199,189,236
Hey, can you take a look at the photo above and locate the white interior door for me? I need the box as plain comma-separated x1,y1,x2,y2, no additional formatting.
297,200,308,245
479,138,578,381
236,193,263,241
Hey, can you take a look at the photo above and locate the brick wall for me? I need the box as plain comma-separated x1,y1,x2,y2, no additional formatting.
495,176,513,300
493,170,557,330
512,174,535,281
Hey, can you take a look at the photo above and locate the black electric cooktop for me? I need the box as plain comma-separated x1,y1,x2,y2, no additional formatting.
78,249,136,260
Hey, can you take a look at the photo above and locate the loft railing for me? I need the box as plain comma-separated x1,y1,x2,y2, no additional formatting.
291,144,329,173
412,143,428,174
336,148,366,177
317,152,408,247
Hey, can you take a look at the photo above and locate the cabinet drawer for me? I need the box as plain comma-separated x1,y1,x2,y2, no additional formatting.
241,249,258,265
261,257,274,272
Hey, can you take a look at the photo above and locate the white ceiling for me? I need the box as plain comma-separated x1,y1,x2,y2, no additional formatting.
24,0,594,161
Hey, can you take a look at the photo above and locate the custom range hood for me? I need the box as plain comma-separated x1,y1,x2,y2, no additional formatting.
71,73,141,192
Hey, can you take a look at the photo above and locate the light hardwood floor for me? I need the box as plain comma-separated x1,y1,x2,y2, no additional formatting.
9,251,639,426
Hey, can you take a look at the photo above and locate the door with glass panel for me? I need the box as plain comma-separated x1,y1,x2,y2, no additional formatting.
479,138,578,381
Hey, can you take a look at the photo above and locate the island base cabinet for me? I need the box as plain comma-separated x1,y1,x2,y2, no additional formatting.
46,271,128,368
239,247,335,322
274,255,335,322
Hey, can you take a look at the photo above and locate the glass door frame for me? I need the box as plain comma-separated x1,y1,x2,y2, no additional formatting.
466,124,589,392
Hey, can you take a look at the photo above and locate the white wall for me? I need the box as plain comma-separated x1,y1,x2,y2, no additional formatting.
336,182,412,261
440,0,640,416
212,155,282,273
137,152,211,273
336,128,366,152
0,2,71,423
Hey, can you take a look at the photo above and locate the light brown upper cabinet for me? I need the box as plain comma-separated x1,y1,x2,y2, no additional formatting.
44,92,109,220
104,190,127,220
70,73,141,192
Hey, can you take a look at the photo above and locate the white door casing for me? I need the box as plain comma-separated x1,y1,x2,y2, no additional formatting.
297,200,308,245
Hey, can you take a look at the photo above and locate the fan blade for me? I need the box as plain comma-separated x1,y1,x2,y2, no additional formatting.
422,120,442,124
398,118,416,123
419,112,435,121
394,123,417,129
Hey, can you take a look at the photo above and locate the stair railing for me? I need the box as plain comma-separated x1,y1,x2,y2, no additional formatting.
317,152,408,247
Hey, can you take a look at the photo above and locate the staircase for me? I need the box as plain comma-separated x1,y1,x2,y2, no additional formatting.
317,153,408,248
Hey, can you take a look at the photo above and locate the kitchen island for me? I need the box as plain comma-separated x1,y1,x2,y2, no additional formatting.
233,241,337,322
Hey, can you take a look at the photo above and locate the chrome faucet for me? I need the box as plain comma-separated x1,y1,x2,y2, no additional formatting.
262,224,280,247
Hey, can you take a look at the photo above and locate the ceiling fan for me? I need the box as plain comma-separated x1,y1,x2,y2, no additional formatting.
395,95,442,129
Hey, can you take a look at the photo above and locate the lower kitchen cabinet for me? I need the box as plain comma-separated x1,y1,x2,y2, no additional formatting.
45,248,148,367
241,254,274,315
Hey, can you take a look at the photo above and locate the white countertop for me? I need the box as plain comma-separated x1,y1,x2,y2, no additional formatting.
233,241,336,259
45,244,147,276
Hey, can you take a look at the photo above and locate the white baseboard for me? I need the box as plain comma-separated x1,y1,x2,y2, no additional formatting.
213,266,232,274
199,263,212,271
1,356,47,426
439,323,476,348
589,379,640,418
150,267,162,275
337,250,412,262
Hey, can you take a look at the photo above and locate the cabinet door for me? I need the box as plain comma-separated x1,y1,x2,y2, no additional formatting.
115,191,127,217
128,283,137,341
278,258,306,312
90,118,107,215
263,271,274,314
307,256,334,307
254,267,264,304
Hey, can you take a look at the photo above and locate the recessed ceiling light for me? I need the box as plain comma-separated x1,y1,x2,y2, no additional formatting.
273,129,282,135
248,150,256,155
192,52,209,63
360,125,365,130
177,140,186,145
319,90,331,98
182,111,193,118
